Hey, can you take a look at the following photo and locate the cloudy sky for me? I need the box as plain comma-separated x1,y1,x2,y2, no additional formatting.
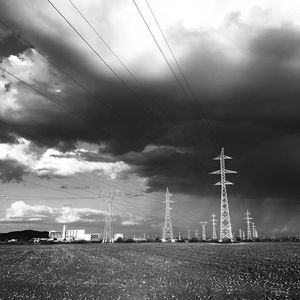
0,0,299,237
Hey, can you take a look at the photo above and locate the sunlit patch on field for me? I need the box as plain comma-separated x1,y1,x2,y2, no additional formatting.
0,243,299,299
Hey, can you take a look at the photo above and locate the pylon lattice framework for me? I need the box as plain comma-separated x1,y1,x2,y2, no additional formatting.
187,226,191,240
211,213,218,240
210,148,237,242
245,210,253,240
162,187,174,242
200,221,208,241
102,191,116,243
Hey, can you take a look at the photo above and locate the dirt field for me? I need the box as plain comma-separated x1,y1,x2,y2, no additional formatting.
0,242,299,299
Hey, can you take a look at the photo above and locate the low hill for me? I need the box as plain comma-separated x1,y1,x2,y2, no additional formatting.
0,230,49,241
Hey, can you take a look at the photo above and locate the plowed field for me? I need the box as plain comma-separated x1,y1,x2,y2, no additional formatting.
0,242,299,299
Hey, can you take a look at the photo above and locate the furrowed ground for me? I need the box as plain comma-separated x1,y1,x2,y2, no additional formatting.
0,243,299,299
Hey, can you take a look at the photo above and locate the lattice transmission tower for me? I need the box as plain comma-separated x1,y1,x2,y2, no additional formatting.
245,210,252,240
102,191,117,243
252,222,258,239
210,148,237,242
211,213,218,240
200,221,207,241
187,226,191,240
162,187,175,242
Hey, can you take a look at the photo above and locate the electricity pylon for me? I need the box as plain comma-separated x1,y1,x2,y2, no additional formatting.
252,222,258,239
178,232,181,240
187,226,191,240
102,191,117,243
194,229,199,239
239,228,242,240
242,230,245,240
210,148,237,242
162,187,175,242
200,221,208,241
211,213,218,240
245,210,253,240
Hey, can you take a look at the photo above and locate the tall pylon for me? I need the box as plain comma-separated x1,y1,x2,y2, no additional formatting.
200,221,208,241
194,229,199,239
245,210,253,240
211,213,218,240
210,148,237,242
162,187,175,242
102,191,117,243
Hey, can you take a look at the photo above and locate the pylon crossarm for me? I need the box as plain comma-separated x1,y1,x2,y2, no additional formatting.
224,169,237,174
210,170,221,174
214,180,234,185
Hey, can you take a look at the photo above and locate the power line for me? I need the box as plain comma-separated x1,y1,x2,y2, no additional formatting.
48,0,155,120
0,19,146,133
132,0,190,100
142,0,220,149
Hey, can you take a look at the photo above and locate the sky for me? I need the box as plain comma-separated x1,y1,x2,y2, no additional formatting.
0,0,300,237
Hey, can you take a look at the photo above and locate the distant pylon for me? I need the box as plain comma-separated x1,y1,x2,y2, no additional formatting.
62,224,66,240
162,187,174,242
178,232,181,240
194,229,199,238
245,210,253,240
211,213,218,240
242,230,245,240
200,221,208,241
102,191,117,243
187,226,191,240
239,228,242,239
210,148,237,242
252,222,258,239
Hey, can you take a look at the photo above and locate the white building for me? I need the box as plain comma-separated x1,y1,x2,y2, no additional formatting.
49,230,62,240
66,229,86,240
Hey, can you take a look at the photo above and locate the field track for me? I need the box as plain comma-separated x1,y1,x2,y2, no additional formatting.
0,242,299,299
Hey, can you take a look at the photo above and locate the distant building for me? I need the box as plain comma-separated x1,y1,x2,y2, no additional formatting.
66,229,86,240
49,231,62,240
49,226,98,242
90,233,101,241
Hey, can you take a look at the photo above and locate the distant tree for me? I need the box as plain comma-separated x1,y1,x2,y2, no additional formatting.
115,237,124,243
124,238,135,243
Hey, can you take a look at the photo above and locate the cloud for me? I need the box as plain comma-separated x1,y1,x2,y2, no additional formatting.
0,201,106,224
55,206,106,223
0,138,130,180
1,0,300,234
1,201,54,222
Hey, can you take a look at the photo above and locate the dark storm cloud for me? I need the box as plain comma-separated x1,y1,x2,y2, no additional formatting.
0,0,300,228
0,159,28,183
0,26,29,59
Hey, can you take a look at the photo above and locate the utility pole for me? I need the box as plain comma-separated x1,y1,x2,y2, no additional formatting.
245,210,252,240
200,221,208,241
187,226,191,240
210,148,237,242
162,187,175,242
102,191,117,243
211,213,218,240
